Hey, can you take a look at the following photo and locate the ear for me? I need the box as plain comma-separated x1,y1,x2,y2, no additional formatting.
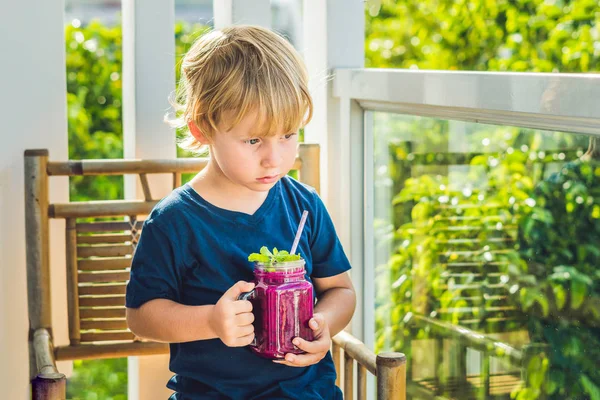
187,121,210,145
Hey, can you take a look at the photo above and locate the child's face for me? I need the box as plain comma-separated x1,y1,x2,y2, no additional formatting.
209,111,299,192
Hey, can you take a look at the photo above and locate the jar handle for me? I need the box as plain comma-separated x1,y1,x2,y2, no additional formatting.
237,289,255,301
237,289,257,347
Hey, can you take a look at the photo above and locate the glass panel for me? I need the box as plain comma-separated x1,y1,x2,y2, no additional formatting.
365,0,600,73
372,111,600,399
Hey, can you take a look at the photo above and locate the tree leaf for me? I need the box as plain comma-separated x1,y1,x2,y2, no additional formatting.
580,374,600,400
552,284,566,310
571,279,587,310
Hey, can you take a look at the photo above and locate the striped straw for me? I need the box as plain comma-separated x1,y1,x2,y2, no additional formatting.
290,210,309,255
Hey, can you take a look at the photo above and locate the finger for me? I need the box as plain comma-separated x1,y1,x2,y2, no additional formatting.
236,312,254,326
310,313,326,332
273,359,299,367
224,281,255,301
233,299,253,314
292,336,329,354
236,332,255,347
237,324,254,337
272,358,304,367
278,352,323,367
309,318,320,331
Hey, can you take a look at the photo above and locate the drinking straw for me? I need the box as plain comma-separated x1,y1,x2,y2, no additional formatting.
290,210,309,255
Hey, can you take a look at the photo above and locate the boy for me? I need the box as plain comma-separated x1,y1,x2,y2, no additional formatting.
126,25,356,399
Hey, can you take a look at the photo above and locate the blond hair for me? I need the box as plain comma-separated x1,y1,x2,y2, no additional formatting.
170,25,313,152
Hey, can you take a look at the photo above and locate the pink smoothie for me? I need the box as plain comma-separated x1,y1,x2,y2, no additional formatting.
248,260,314,359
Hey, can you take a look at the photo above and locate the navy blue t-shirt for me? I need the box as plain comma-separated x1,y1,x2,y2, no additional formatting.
125,176,351,400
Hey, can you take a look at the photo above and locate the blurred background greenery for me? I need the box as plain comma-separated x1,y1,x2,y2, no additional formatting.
65,0,599,398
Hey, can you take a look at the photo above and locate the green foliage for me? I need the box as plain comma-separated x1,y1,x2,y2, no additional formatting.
509,160,600,399
65,20,124,201
66,20,207,201
66,358,127,400
365,0,600,72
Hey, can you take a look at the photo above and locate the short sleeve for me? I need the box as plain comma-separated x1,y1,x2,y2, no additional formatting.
309,191,352,278
126,220,183,308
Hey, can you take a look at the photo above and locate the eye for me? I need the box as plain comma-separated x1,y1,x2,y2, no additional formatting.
283,133,297,140
245,138,260,145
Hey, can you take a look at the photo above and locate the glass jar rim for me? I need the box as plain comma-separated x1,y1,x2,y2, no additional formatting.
254,259,306,270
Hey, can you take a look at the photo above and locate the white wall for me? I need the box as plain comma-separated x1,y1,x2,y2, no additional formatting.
0,0,70,397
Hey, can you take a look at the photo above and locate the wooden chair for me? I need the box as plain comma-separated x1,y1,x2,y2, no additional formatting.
25,144,406,400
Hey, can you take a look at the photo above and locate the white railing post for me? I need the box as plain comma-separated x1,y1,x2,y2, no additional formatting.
303,0,368,396
302,0,367,341
122,0,176,199
122,1,176,399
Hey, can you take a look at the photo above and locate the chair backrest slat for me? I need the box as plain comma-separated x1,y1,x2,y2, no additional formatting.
79,284,127,296
80,332,135,343
77,245,134,258
78,271,130,284
76,221,144,232
77,234,132,244
78,258,132,271
80,320,129,331
79,296,125,307
79,308,126,319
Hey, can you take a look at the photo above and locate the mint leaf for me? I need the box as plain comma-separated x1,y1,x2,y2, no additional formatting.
259,246,273,257
248,247,302,266
248,253,270,263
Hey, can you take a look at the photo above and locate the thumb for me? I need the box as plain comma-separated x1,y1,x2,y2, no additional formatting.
310,313,326,332
223,280,255,301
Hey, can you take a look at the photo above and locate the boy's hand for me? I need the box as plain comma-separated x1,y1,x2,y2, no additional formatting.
209,281,255,347
273,313,331,367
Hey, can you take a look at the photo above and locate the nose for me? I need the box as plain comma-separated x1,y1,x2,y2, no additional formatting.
260,140,282,169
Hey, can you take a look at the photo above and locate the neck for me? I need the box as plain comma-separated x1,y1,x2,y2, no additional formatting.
190,158,269,214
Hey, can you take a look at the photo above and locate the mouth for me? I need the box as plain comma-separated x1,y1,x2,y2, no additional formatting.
256,174,279,184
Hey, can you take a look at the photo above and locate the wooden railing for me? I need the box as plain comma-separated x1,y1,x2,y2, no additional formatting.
333,331,406,400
